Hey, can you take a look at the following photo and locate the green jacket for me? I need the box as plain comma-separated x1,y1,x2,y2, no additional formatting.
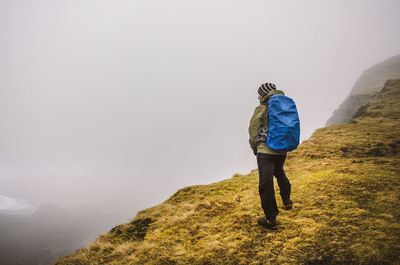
248,89,287,156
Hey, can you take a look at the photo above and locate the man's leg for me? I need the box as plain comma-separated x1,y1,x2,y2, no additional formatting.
257,153,279,220
273,155,291,205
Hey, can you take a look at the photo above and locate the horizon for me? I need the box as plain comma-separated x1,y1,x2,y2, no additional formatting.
1,0,400,211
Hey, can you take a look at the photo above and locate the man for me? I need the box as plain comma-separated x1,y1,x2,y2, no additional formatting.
248,82,293,230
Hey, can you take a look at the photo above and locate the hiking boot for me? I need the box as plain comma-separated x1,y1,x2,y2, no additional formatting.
283,199,293,210
257,217,277,230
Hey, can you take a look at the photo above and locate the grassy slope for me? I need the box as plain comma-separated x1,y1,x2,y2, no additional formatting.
56,80,400,265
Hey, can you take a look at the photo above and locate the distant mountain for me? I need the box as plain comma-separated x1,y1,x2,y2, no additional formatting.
0,194,38,216
0,199,141,265
326,55,400,125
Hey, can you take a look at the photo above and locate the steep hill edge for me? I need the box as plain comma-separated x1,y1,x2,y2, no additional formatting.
56,80,400,265
326,55,400,126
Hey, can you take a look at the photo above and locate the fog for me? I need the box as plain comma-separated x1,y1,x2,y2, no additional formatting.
1,0,400,212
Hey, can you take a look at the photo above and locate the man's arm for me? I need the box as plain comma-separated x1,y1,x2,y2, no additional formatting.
248,105,266,155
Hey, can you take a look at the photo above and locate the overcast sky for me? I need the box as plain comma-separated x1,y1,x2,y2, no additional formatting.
1,0,400,209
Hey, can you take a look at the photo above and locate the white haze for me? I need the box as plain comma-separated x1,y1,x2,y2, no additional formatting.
1,0,400,210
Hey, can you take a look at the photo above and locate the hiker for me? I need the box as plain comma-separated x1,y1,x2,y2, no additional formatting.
248,83,294,230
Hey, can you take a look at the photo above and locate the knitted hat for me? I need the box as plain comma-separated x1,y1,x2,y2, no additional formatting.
258,83,276,97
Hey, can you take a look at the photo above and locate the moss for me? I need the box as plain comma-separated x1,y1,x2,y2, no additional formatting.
108,218,154,244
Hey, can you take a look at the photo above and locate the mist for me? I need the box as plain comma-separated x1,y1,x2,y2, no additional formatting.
1,0,400,213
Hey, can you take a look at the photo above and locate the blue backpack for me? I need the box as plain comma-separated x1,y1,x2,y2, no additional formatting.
266,95,300,152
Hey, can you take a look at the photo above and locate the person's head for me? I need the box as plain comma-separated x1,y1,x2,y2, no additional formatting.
258,82,276,99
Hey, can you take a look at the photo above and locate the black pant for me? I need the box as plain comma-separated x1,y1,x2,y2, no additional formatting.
257,153,291,220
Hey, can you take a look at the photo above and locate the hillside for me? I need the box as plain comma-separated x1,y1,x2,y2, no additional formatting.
326,55,400,126
56,80,400,265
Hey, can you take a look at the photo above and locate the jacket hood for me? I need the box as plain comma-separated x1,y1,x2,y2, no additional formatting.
260,89,285,104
